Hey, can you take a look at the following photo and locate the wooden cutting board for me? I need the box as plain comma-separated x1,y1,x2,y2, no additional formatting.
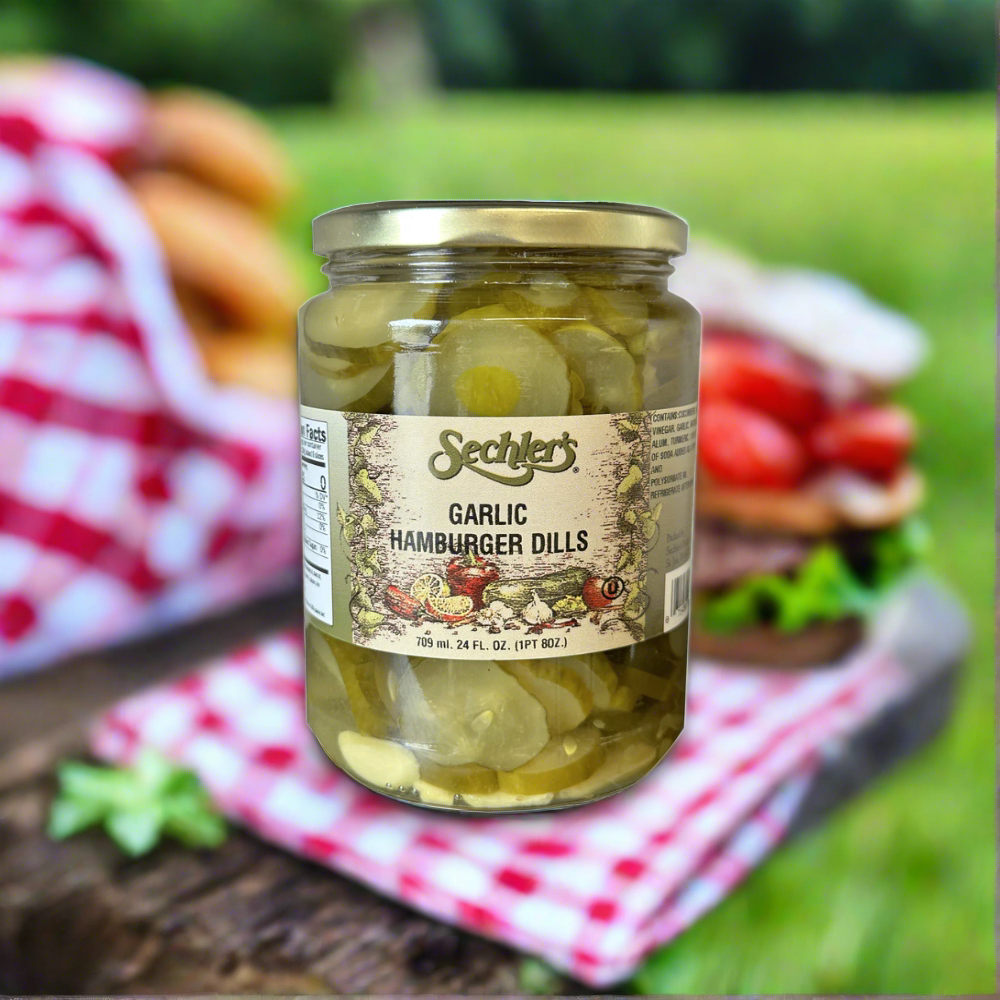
0,578,967,994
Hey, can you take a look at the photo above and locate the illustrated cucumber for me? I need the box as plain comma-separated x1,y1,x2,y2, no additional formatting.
481,566,590,613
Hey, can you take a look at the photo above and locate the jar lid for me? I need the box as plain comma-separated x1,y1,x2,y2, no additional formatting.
312,200,687,256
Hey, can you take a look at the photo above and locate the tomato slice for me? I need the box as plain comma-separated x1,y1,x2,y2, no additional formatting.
699,401,810,489
808,404,915,480
700,332,827,429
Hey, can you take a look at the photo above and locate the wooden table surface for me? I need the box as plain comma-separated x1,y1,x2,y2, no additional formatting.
0,578,968,995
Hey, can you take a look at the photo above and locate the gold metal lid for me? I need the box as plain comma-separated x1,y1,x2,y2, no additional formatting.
312,200,688,256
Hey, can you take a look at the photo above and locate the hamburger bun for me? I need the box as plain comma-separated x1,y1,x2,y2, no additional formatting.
697,466,924,536
672,240,927,388
132,171,303,333
193,330,297,397
146,88,292,212
690,616,864,668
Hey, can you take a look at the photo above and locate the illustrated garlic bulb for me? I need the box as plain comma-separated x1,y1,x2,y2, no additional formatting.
522,591,554,625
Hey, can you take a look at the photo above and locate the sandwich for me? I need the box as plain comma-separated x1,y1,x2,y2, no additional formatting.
671,243,929,667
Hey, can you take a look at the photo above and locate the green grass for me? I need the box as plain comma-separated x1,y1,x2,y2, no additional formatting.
270,94,994,994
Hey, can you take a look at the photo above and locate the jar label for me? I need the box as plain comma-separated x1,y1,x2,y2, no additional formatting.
300,405,697,660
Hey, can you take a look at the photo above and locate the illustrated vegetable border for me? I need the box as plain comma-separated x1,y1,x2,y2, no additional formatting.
608,412,662,642
337,413,389,641
337,411,667,644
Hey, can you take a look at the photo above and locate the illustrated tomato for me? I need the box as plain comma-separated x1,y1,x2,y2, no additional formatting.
699,332,827,429
698,401,810,489
808,404,915,480
446,554,500,608
582,575,625,610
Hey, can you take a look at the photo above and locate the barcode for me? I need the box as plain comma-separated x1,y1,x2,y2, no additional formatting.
670,567,691,615
664,559,692,631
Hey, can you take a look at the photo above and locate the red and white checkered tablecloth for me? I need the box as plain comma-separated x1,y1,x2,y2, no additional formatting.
91,629,912,987
0,59,299,677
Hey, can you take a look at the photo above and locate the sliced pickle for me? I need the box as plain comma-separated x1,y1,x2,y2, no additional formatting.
428,307,571,417
445,271,523,317
656,709,685,742
302,283,436,350
300,359,392,410
306,627,348,705
590,707,643,735
608,683,640,712
419,759,499,796
499,271,580,332
582,285,649,339
347,363,394,413
338,731,420,789
397,659,549,770
622,665,681,702
568,371,586,415
576,270,621,289
373,656,404,718
414,780,457,807
556,740,658,801
302,345,364,378
461,790,554,810
667,619,689,660
325,639,394,737
625,330,646,358
497,725,604,796
559,653,619,710
550,323,641,413
500,660,593,735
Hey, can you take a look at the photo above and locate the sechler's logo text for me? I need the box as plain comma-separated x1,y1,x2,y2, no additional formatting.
429,429,577,485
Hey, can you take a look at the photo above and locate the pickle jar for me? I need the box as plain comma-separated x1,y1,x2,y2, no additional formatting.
299,201,700,812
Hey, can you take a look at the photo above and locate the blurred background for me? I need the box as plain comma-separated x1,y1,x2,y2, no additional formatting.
0,0,993,994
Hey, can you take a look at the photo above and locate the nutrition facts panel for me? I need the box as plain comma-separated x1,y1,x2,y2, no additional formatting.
300,415,333,625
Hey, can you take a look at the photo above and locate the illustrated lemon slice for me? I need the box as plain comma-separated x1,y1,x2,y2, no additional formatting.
410,573,449,602
582,285,649,339
396,659,549,770
559,653,619,710
497,725,605,796
556,740,658,801
301,283,437,350
550,323,641,414
425,594,475,621
338,731,420,789
429,307,571,417
419,759,499,796
500,659,593,735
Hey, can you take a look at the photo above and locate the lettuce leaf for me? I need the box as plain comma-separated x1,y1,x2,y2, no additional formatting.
699,520,928,635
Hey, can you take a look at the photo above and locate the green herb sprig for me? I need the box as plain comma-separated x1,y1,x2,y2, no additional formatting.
48,749,227,857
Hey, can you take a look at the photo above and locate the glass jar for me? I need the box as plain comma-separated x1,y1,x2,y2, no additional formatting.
299,201,700,812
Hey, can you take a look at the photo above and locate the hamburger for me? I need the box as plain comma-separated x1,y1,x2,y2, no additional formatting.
671,243,929,667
